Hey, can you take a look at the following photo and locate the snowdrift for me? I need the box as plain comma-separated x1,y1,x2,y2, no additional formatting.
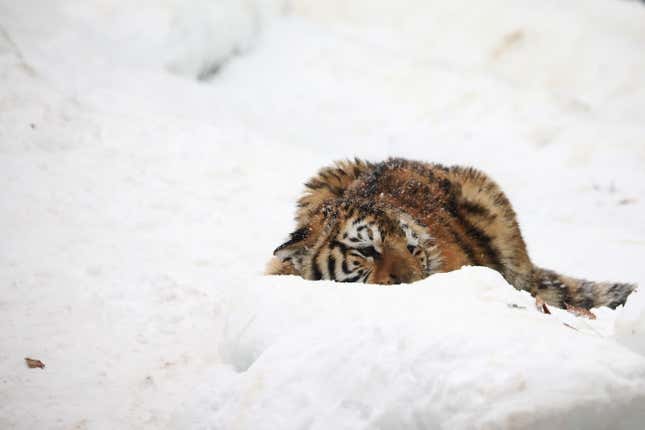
176,268,645,429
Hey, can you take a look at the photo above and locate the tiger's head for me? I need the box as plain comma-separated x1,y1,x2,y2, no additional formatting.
271,201,440,284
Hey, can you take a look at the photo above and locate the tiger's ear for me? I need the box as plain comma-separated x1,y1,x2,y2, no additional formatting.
273,226,310,264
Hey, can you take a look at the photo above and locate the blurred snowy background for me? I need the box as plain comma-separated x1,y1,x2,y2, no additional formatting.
2,0,645,428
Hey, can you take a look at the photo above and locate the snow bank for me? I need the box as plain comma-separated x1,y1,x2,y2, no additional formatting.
1,0,284,80
165,0,286,79
176,268,645,429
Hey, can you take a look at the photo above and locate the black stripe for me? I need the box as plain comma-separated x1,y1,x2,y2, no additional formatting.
305,180,342,195
461,201,490,217
325,183,343,195
442,178,452,192
446,197,503,271
561,280,571,307
360,270,371,282
329,171,342,182
273,227,309,255
357,246,380,259
446,223,479,265
429,187,469,261
330,240,348,253
330,240,348,252
311,248,323,280
328,255,336,280
437,210,479,265
462,222,502,272
341,260,351,274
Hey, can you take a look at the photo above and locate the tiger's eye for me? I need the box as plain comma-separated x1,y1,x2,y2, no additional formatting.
407,245,416,254
357,246,380,259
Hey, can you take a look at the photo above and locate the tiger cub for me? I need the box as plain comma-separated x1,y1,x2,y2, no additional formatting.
266,158,636,309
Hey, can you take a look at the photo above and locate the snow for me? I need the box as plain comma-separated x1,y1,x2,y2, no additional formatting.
1,0,645,429
177,268,645,429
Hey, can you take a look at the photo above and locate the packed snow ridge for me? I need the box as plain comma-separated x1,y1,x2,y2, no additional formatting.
186,268,645,430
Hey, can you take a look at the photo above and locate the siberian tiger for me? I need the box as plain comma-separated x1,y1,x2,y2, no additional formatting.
266,158,636,309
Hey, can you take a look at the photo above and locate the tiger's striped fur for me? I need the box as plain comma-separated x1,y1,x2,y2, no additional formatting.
267,158,636,309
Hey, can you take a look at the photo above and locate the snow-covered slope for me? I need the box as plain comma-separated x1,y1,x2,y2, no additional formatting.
1,0,645,429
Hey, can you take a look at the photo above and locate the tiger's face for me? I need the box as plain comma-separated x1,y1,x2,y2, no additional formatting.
273,204,440,284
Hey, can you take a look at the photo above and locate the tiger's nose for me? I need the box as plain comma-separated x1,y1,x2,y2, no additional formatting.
374,268,413,285
372,244,421,285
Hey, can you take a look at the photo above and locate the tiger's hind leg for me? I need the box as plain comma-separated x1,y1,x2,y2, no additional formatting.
447,165,636,309
446,166,534,290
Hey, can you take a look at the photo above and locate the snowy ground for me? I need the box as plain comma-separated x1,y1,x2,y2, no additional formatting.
2,0,645,429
